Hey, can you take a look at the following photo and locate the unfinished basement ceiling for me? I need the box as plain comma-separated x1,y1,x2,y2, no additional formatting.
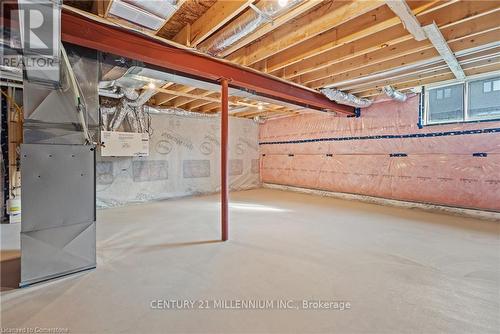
65,0,500,119
98,53,305,119
157,0,218,39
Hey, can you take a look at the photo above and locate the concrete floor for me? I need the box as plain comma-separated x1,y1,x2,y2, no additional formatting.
1,188,499,333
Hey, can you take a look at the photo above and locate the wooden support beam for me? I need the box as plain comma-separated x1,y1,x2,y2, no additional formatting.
155,87,279,113
172,23,191,46
344,47,500,91
171,89,213,108
186,97,219,111
174,0,252,47
204,0,320,57
227,0,385,66
353,60,500,97
155,0,188,35
273,1,498,83
304,22,500,89
158,86,198,105
385,0,427,40
255,0,444,75
181,91,216,108
299,17,500,88
199,102,220,112
96,0,113,18
423,22,466,80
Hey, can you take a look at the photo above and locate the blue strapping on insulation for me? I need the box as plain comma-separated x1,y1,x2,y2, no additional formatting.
347,108,362,118
259,127,500,145
472,152,488,157
417,88,424,129
389,153,408,157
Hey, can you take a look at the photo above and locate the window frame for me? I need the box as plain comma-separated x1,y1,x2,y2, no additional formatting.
423,72,500,126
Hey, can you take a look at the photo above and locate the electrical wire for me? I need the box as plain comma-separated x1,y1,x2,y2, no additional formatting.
0,90,22,117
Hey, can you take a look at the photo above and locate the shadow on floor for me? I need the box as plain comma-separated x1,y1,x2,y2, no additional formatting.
138,239,223,254
1,250,20,291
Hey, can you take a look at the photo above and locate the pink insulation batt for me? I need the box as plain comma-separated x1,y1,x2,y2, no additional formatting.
259,95,500,211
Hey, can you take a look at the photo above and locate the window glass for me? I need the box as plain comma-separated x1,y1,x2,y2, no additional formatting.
436,89,443,99
483,81,492,93
468,77,500,119
493,80,500,91
427,83,464,123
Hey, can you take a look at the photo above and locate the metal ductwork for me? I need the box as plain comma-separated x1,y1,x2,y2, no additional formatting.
0,64,22,82
17,0,62,87
320,88,373,108
101,87,161,132
98,65,167,132
145,106,218,118
108,0,179,31
201,0,303,56
98,88,125,99
382,86,408,102
253,115,266,124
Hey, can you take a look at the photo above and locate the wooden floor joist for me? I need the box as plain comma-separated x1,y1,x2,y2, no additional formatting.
62,0,500,118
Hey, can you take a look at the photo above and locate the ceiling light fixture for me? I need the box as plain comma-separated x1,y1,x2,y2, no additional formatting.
148,82,156,89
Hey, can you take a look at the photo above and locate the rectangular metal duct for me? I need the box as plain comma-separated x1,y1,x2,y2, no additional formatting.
109,0,173,30
122,0,178,20
20,144,96,287
17,0,62,87
121,66,304,112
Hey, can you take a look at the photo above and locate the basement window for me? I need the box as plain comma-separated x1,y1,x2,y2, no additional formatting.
468,77,500,119
426,83,464,123
424,75,500,125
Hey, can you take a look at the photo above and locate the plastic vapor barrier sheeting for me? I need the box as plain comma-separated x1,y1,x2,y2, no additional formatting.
260,95,500,211
96,114,260,208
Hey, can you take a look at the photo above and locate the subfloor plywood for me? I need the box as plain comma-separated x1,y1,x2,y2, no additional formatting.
1,189,499,333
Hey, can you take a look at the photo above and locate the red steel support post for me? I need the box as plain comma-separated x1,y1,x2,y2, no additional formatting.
221,78,229,241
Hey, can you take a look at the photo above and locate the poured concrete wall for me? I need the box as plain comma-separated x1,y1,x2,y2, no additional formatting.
260,95,500,211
